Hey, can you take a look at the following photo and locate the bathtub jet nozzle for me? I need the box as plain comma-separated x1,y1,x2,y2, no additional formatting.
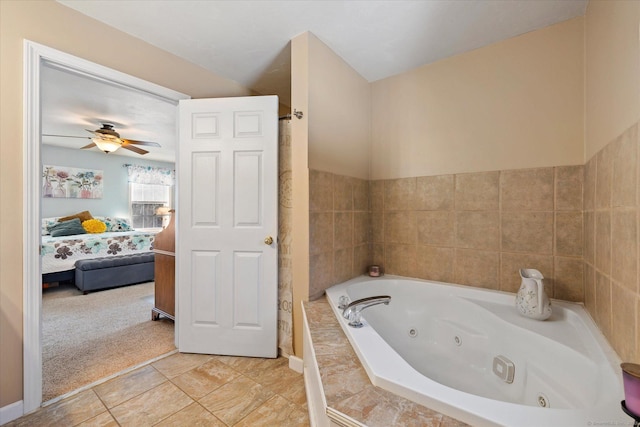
342,295,391,328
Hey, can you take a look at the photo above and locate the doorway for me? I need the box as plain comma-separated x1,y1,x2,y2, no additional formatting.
23,40,189,412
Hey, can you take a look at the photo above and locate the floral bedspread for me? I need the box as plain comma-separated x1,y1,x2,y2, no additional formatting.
41,230,157,274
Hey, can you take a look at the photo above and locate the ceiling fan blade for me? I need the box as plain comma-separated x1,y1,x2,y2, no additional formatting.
43,134,92,140
122,138,161,147
80,142,97,149
121,144,149,155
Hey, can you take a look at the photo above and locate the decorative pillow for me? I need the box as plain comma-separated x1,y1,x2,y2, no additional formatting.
100,217,133,232
41,217,60,236
58,210,93,223
48,218,86,237
82,218,107,234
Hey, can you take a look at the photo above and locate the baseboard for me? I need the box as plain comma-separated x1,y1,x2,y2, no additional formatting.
0,400,23,425
289,355,303,373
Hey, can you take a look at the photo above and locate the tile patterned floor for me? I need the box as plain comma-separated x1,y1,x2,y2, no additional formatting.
7,354,309,427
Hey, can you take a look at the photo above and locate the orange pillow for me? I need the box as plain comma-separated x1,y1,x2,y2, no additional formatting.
58,210,93,223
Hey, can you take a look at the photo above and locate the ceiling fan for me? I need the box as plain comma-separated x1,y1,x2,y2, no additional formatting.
44,123,161,155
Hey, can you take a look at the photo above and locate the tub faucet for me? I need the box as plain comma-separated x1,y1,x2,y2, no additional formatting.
342,295,391,328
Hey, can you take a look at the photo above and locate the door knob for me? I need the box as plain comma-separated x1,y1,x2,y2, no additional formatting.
264,236,274,245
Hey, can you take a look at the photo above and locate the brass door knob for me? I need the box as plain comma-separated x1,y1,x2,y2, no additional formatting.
264,236,274,245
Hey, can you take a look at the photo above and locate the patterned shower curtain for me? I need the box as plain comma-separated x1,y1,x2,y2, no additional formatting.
277,119,294,356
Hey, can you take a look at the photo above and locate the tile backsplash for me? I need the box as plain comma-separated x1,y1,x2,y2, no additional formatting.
369,166,584,300
309,165,584,303
583,121,639,363
309,170,369,299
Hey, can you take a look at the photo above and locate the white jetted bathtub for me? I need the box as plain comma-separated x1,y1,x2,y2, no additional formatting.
325,275,626,427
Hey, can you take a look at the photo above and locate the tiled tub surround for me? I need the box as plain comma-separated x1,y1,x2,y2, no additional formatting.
303,298,467,427
309,166,584,302
369,166,584,301
309,171,370,299
583,121,640,363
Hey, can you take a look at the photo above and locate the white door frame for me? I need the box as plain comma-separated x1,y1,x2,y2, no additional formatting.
22,40,189,413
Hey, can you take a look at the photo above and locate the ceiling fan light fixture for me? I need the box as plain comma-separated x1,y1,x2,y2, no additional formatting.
92,137,121,153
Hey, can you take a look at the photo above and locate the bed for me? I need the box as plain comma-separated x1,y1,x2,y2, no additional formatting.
41,214,158,286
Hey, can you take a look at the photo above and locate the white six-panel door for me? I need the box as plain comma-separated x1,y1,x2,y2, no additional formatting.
177,96,278,357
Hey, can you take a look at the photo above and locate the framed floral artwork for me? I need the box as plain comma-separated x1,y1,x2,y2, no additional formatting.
43,165,103,199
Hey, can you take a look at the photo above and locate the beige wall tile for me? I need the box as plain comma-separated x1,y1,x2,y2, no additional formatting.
384,211,416,245
611,209,637,291
416,175,454,211
584,211,595,264
595,211,611,275
415,246,454,283
500,253,553,294
309,169,333,212
334,175,353,211
353,244,370,277
309,251,334,299
371,243,384,269
334,212,353,250
611,282,636,362
369,180,384,212
555,211,583,257
585,263,596,315
612,127,637,207
501,168,554,211
584,157,597,211
310,212,333,255
595,271,612,340
385,178,416,211
455,211,500,250
334,248,354,284
385,244,417,277
595,144,613,209
455,171,499,211
417,211,454,247
353,211,369,246
501,211,554,254
556,165,584,211
554,257,584,302
454,249,499,289
353,178,369,211
369,212,384,243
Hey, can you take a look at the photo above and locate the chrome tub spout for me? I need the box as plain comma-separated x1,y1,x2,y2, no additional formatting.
342,295,391,328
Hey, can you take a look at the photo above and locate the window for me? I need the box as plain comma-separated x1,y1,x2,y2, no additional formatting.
125,164,175,230
130,183,170,229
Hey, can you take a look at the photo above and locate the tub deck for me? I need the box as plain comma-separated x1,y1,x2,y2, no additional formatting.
303,297,468,426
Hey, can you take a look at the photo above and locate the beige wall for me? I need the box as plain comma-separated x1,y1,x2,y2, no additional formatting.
290,33,310,357
370,17,585,180
585,1,640,160
307,33,371,180
0,0,251,407
290,31,372,355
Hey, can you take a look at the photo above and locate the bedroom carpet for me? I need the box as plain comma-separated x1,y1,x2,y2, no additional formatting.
42,281,175,402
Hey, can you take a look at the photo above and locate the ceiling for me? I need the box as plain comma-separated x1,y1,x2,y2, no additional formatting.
44,0,588,162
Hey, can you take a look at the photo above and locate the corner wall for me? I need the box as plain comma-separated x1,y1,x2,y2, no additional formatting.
583,0,640,363
307,33,371,180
